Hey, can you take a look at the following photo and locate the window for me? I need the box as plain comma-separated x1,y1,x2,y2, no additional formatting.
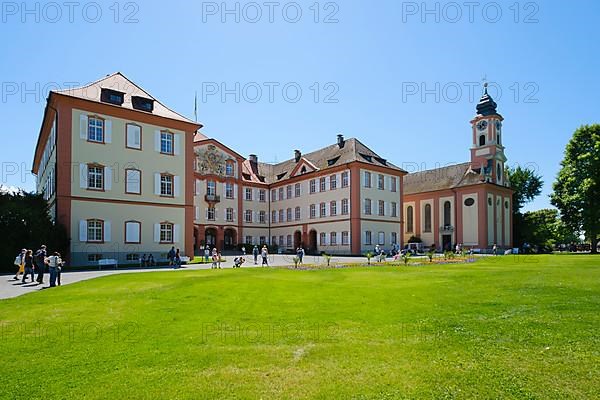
330,175,337,190
259,211,266,224
320,202,326,217
342,199,349,215
295,183,301,197
287,185,292,199
342,171,349,188
406,206,414,233
259,189,266,202
279,187,284,200
330,201,337,216
342,231,349,245
207,181,216,196
365,231,372,245
226,183,234,199
310,179,316,194
207,207,216,221
424,204,432,232
271,236,277,245
271,189,277,202
378,200,385,216
245,187,253,201
225,161,235,176
497,164,502,182
87,219,103,242
391,177,397,192
125,221,141,244
271,210,277,223
226,208,234,222
364,171,372,188
125,169,141,194
88,254,103,262
310,204,316,219
319,232,326,246
259,236,266,245
464,198,475,207
245,210,252,223
160,131,174,155
391,232,398,245
279,209,284,222
444,201,452,226
479,135,486,146
88,165,104,190
330,232,337,246
160,174,173,197
279,236,284,246
131,96,154,112
245,236,253,244
391,202,398,217
378,232,385,245
364,199,372,215
287,235,292,247
160,223,174,243
126,124,141,150
87,116,104,143
287,208,292,221
295,206,301,220
378,174,385,190
101,88,124,105
320,177,326,192
126,253,140,261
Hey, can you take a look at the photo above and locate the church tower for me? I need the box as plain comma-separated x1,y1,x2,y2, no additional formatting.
470,83,507,185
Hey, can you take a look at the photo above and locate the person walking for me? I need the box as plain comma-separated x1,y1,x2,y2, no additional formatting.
22,250,35,283
297,247,304,265
261,245,269,267
34,245,47,284
167,246,176,267
13,249,26,281
47,252,63,288
204,247,210,263
217,252,222,269
173,249,182,269
252,245,259,265
492,244,498,256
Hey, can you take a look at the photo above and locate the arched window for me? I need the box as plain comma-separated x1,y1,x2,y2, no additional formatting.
497,164,502,182
443,201,451,226
406,206,414,233
424,204,432,232
479,135,486,146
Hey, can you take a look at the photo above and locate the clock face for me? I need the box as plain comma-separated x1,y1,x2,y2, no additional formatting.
477,120,488,131
495,121,502,132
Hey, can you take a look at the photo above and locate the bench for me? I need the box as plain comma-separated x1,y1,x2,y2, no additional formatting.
97,259,118,269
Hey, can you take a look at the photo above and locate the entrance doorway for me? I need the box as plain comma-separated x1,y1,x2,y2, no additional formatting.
205,228,217,248
224,228,237,250
294,231,302,249
442,235,452,251
308,230,318,254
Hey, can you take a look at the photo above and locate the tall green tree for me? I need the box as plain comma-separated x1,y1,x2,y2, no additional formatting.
520,209,579,252
551,124,600,254
0,188,69,272
506,165,544,246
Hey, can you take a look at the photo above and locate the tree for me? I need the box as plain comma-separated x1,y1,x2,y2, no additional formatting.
0,188,69,272
551,124,600,254
506,166,544,246
520,209,578,253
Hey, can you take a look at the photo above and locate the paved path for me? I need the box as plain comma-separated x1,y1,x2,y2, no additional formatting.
0,254,373,300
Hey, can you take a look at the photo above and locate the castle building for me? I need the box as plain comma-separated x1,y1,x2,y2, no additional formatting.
32,73,511,265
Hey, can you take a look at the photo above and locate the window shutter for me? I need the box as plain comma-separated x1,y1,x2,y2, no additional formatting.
174,134,181,156
154,130,161,152
233,184,238,199
79,115,88,139
154,224,160,243
154,173,161,195
79,220,87,242
104,167,112,191
79,164,88,189
195,207,199,220
233,210,237,222
173,224,181,243
205,208,209,220
104,119,112,143
174,176,181,197
104,221,111,242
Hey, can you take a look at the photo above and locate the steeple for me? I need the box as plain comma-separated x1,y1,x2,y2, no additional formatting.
476,83,499,117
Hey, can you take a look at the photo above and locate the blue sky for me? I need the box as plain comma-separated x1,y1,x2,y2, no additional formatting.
1,0,598,211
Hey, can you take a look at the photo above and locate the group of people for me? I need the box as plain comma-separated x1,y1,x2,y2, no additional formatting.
250,245,270,266
12,245,63,288
140,253,156,267
167,247,183,269
201,247,223,269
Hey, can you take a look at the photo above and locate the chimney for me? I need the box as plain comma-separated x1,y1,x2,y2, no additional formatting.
249,154,258,164
337,134,345,148
294,150,301,162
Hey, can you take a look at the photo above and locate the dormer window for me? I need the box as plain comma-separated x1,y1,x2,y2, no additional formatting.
100,88,124,106
132,96,154,112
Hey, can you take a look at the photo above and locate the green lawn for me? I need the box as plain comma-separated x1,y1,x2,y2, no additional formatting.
1,255,599,399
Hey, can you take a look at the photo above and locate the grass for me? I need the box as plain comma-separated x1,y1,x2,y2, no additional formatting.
1,255,599,399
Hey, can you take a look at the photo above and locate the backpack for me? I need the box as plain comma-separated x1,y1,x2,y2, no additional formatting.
14,255,22,266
